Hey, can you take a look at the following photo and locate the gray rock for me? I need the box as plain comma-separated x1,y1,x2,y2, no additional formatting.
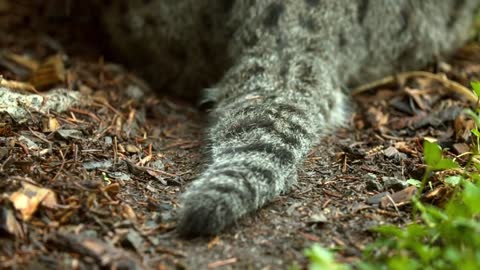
365,173,383,191
382,176,407,191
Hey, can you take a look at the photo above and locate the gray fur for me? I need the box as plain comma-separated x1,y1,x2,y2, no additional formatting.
101,0,479,236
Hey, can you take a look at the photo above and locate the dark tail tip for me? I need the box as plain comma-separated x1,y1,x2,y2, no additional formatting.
176,190,236,237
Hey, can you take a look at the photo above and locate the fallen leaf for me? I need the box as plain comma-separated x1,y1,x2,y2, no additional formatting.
126,144,141,153
425,186,452,205
454,115,475,141
367,191,390,205
30,54,66,89
121,203,137,221
208,236,221,249
380,186,417,208
0,205,25,239
452,143,470,155
4,52,39,71
48,232,145,269
42,117,60,132
9,182,58,220
306,213,328,224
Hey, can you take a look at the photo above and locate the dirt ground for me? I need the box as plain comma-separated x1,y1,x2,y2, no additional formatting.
1,2,479,270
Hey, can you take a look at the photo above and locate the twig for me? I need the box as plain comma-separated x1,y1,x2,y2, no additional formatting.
384,194,400,214
352,71,479,104
0,76,39,93
207,258,237,269
69,107,101,122
52,149,66,182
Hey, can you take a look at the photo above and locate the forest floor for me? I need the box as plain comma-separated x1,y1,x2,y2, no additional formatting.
1,2,479,269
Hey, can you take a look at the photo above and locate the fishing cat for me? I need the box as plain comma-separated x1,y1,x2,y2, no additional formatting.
100,0,479,236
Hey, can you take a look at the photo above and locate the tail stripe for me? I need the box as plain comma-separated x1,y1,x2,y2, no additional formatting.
224,117,301,146
219,169,257,202
232,102,306,118
211,162,276,185
230,105,311,138
219,142,295,166
244,164,275,185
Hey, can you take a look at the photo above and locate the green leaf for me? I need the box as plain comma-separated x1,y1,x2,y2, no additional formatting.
423,140,442,167
471,81,480,97
464,109,480,127
423,139,459,171
444,176,463,186
305,245,349,270
463,181,480,215
405,224,428,238
431,158,459,171
475,163,480,172
471,128,480,138
470,173,480,182
421,204,449,225
407,178,422,187
388,256,421,270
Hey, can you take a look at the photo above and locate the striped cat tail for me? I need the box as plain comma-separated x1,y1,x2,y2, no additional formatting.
177,53,347,236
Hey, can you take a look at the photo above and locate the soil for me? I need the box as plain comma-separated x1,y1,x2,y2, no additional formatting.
1,2,479,269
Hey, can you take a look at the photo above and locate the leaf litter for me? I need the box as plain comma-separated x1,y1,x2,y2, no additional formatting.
0,2,479,269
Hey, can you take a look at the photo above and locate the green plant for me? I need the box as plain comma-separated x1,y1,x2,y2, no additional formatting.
304,245,350,270
304,82,480,270
360,179,480,270
304,179,480,270
463,81,480,163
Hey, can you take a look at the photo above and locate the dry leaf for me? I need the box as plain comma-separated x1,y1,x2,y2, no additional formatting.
380,186,417,208
121,203,137,221
126,144,141,153
454,115,475,141
0,206,25,239
4,52,39,71
42,117,61,132
9,182,58,221
453,143,470,155
30,54,66,89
